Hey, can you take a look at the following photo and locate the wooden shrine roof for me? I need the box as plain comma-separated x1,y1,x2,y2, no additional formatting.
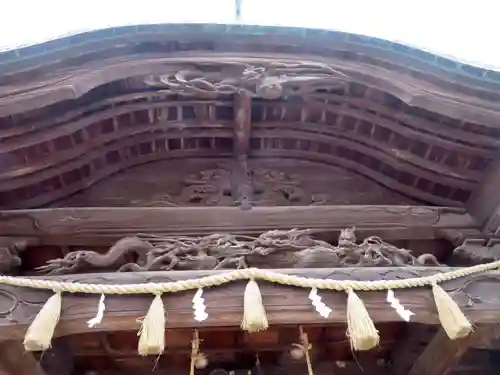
0,24,499,210
1,24,500,375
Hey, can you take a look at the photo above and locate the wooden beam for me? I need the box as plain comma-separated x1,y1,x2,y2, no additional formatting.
234,89,252,155
404,329,479,375
0,205,480,246
390,326,496,375
231,90,254,208
388,324,439,375
0,341,45,375
0,267,499,341
230,155,254,209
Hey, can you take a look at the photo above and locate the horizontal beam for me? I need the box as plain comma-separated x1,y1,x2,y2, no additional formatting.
0,267,499,341
0,205,479,246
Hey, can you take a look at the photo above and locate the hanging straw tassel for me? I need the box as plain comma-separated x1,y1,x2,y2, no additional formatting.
346,288,379,351
138,294,166,356
24,291,62,351
241,278,268,333
431,282,473,339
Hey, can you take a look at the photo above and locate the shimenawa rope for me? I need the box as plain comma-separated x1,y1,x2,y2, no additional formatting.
15,260,500,355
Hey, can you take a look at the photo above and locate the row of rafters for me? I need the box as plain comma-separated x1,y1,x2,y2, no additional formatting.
0,25,500,208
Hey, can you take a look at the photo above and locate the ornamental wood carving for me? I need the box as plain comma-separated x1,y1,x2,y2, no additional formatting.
0,237,38,274
36,228,440,275
122,165,311,207
172,165,311,206
451,238,500,265
143,61,349,99
1,26,500,211
55,160,414,208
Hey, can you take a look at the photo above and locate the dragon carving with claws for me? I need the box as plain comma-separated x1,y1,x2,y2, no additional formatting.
36,228,441,275
143,60,350,100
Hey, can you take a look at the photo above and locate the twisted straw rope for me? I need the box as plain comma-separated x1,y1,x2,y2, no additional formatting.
1,260,500,294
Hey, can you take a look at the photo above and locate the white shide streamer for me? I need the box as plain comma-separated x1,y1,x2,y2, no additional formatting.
87,294,106,328
386,290,414,322
308,287,332,318
193,288,208,322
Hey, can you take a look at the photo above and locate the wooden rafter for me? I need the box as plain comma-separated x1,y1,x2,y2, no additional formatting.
389,325,498,375
0,205,480,246
404,328,479,375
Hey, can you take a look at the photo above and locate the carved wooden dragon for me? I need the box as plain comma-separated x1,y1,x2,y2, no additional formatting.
143,61,350,99
0,237,35,274
451,238,500,265
36,228,440,275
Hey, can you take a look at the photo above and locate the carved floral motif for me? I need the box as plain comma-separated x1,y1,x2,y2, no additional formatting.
180,168,234,205
167,166,315,206
36,228,441,275
127,166,316,207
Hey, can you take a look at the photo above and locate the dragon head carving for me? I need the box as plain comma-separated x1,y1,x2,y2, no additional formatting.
338,227,356,246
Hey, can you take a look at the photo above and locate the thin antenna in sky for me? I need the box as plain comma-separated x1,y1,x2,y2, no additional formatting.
235,0,242,22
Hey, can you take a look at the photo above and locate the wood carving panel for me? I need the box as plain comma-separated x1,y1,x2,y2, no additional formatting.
451,238,500,265
35,228,441,275
143,61,349,99
55,159,413,207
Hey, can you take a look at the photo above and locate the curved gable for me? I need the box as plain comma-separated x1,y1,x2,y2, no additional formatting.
0,24,498,208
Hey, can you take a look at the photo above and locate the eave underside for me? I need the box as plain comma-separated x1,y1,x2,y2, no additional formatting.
1,24,500,375
0,25,499,210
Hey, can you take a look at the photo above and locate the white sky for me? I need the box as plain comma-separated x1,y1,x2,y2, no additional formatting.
1,0,499,69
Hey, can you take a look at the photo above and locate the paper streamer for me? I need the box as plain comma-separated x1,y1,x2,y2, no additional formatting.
193,288,208,322
387,290,414,322
308,287,332,318
87,294,106,328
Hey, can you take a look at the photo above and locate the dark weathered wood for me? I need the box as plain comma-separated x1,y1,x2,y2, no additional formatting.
230,155,254,210
0,205,479,246
404,329,480,375
38,338,74,375
0,50,498,125
467,159,500,232
0,341,45,375
234,90,252,155
231,90,253,209
472,324,500,349
0,237,38,274
0,267,499,341
388,324,439,375
451,238,500,265
0,26,498,212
